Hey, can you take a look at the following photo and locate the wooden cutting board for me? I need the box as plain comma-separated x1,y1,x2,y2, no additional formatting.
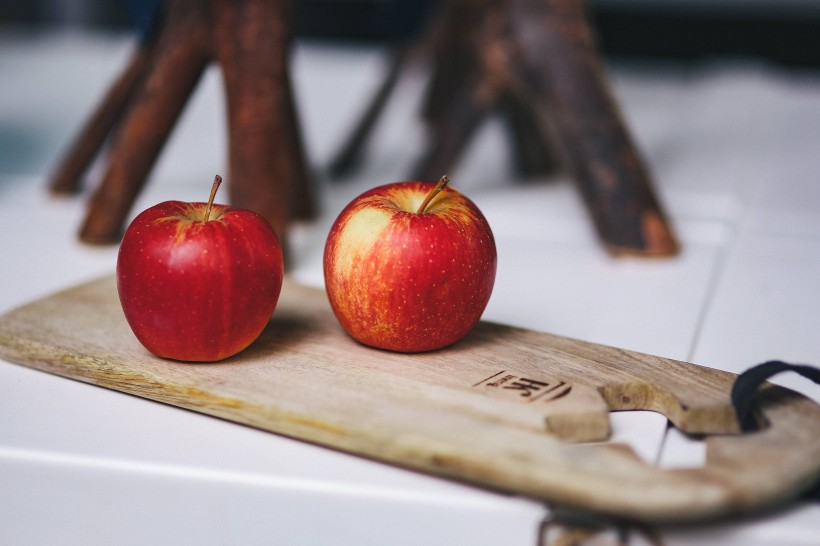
1,275,819,523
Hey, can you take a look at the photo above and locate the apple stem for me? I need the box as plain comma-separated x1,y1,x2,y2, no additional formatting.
203,175,222,222
416,175,450,214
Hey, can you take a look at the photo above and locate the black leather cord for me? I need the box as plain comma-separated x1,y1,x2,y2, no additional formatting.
730,360,820,501
731,360,820,433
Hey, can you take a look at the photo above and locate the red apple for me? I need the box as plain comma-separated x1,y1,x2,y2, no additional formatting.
117,175,284,362
324,176,497,352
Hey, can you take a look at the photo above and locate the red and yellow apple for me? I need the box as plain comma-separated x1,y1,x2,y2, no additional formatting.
117,176,284,362
323,176,497,352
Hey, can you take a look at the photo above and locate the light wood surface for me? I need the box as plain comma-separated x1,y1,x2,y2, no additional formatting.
1,276,818,523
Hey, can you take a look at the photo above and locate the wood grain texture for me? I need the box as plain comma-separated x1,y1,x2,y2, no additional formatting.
1,276,819,523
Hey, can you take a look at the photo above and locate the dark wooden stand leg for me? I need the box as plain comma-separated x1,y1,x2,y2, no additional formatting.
50,0,315,250
213,0,311,245
501,92,560,178
328,46,410,178
79,0,212,244
49,46,151,195
411,0,502,180
327,0,678,257
412,70,494,181
512,0,678,255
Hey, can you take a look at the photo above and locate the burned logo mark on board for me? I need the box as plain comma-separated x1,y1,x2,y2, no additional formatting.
473,370,572,403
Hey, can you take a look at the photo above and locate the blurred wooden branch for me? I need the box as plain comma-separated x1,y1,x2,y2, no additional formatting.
51,0,677,257
330,0,679,257
49,0,314,248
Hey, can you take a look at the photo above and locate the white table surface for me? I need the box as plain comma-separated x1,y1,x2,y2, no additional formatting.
1,30,819,545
